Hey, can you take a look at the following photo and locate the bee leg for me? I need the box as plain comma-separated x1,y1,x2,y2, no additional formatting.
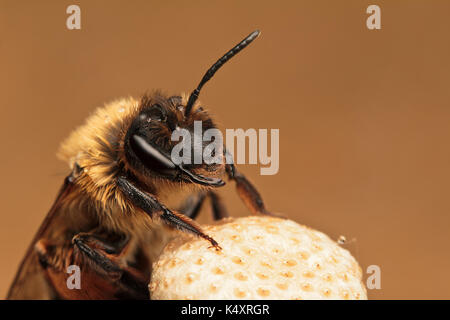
35,237,147,299
209,191,229,220
179,191,229,221
71,233,149,299
71,233,128,276
226,163,281,217
178,192,207,220
117,176,221,249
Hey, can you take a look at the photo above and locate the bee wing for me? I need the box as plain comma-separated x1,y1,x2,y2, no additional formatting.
7,177,75,299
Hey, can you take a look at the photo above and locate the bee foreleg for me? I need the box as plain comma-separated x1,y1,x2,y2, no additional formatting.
117,176,221,249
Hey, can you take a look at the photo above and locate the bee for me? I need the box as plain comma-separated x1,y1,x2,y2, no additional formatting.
7,30,273,299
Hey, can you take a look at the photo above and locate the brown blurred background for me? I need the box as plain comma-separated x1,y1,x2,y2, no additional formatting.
1,0,449,299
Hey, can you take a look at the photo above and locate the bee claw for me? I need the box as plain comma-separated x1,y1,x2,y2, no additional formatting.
208,244,222,251
206,237,222,251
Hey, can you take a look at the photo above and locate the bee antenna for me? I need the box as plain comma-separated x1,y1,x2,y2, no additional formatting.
184,30,261,117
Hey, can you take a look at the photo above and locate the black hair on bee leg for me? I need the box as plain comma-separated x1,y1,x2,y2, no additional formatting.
72,232,149,299
116,176,221,249
35,234,148,299
72,234,123,275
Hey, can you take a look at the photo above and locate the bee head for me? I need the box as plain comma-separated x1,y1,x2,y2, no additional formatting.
124,92,225,187
124,30,260,187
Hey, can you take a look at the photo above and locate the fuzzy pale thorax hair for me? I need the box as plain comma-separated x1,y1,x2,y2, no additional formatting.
58,97,140,211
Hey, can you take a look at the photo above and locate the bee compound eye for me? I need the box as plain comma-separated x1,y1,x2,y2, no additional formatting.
148,104,166,122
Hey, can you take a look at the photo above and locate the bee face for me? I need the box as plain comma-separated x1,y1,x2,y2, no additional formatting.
124,92,224,185
120,30,261,188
